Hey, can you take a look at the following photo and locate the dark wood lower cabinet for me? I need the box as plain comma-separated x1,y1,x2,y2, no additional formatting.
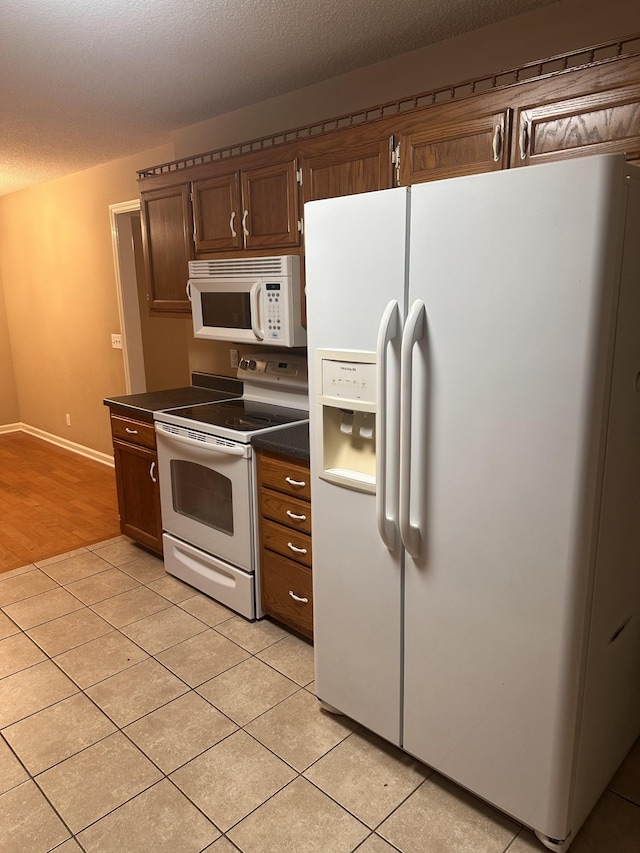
257,450,313,640
110,413,163,556
261,550,313,639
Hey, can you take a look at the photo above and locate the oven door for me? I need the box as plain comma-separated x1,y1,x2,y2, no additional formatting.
155,423,254,572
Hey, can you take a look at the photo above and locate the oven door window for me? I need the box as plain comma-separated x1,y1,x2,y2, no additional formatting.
201,292,251,330
170,460,233,535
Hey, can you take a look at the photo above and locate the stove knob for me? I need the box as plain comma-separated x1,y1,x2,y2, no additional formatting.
248,359,257,370
239,358,249,370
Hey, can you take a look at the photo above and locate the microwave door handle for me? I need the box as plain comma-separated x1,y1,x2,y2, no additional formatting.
250,282,265,340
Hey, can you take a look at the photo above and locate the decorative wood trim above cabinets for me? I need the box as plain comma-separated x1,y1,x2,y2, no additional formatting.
138,33,640,181
137,32,640,317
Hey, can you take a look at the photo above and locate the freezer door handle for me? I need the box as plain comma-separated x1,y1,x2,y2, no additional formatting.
376,299,401,550
399,299,425,559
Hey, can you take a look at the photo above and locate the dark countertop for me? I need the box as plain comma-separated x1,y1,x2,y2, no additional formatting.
104,374,242,423
252,422,310,462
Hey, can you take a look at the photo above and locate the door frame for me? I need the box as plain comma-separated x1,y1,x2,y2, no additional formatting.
109,200,145,393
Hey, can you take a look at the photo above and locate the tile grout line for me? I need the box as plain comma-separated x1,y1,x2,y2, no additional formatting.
1,543,324,852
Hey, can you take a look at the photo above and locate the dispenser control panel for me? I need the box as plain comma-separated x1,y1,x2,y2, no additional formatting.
321,359,376,405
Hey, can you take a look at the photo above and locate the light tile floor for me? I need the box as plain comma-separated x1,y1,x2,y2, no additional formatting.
1,536,639,853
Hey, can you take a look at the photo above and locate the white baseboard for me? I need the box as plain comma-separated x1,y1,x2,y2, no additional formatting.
0,423,114,467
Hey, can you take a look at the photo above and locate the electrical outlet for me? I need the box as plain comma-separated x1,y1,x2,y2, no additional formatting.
111,333,123,350
65,414,71,427
230,349,239,369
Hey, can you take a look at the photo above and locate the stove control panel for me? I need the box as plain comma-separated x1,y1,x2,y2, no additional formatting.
237,353,308,393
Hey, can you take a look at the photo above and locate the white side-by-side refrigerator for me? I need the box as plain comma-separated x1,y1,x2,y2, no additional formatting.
304,153,640,851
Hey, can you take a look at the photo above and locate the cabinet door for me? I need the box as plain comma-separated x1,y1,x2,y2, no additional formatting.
140,184,194,314
112,440,163,556
261,550,313,639
399,110,511,184
300,138,393,204
241,160,300,249
513,84,640,167
192,173,243,253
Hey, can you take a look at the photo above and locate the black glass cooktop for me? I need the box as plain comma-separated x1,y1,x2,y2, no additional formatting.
166,399,308,433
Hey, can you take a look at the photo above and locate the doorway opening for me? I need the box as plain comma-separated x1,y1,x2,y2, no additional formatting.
110,202,191,394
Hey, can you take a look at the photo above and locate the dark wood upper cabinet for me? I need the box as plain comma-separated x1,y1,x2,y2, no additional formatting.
398,108,511,185
513,84,640,167
140,183,194,314
299,136,393,204
192,173,243,253
192,158,300,254
241,160,301,249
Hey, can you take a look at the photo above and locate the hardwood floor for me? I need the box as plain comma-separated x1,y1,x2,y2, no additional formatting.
0,432,120,574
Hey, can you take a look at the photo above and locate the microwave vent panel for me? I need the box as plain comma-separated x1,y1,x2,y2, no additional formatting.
188,256,297,278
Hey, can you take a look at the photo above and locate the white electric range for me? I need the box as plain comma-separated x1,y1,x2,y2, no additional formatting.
153,354,308,619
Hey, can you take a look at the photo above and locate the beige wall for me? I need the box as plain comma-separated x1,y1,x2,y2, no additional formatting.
1,0,640,456
0,143,173,455
131,214,193,391
0,271,19,425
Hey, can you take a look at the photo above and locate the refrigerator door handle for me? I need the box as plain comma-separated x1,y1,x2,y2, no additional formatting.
399,299,426,559
376,299,401,550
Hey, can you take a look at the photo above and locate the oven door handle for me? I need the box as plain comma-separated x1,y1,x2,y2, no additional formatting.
155,425,248,457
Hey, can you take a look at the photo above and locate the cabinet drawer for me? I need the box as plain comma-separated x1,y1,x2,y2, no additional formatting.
258,453,310,500
110,414,156,449
261,549,313,639
260,488,311,535
262,519,312,568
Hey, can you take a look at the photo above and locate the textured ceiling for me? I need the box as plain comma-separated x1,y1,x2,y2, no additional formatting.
1,0,556,196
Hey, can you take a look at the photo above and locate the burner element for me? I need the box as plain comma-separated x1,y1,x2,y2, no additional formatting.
226,415,272,428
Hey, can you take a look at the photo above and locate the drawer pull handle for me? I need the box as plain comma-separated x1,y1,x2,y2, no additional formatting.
285,477,306,488
286,510,307,521
125,427,138,434
289,590,309,604
287,542,308,555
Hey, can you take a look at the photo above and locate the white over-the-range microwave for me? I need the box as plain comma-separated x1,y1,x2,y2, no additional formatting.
187,255,307,347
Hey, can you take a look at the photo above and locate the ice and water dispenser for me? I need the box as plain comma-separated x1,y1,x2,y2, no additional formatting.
315,350,377,493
